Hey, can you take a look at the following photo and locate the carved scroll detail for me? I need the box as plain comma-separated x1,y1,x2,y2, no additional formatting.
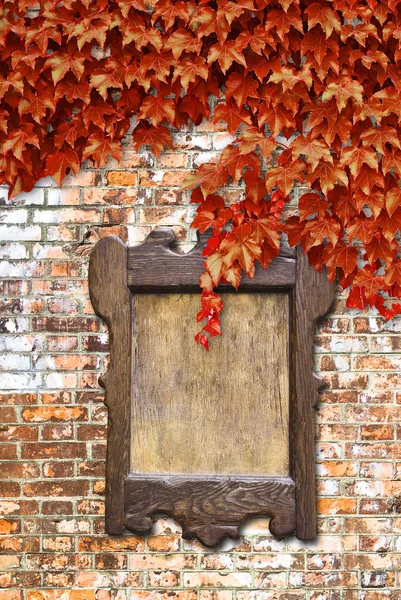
124,475,296,547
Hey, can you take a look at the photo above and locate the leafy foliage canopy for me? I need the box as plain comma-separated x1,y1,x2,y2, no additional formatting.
2,0,401,346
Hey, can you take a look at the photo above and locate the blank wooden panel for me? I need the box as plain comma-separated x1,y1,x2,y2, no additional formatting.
131,293,290,476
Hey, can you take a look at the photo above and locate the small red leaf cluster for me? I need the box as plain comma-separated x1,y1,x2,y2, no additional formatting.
1,1,401,347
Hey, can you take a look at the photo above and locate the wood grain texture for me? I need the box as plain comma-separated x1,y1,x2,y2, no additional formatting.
88,236,132,535
127,228,296,291
88,228,335,544
124,474,296,546
290,247,336,540
131,292,290,476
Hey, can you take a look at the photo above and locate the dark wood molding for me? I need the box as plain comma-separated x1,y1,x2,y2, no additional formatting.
289,247,336,540
88,236,132,535
125,475,296,546
89,228,335,545
127,228,296,291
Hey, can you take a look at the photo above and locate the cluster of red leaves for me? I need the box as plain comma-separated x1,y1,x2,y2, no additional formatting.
1,0,401,347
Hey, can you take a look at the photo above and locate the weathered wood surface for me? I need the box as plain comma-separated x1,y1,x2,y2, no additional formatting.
131,292,290,477
125,474,296,546
88,236,132,535
88,229,336,543
127,228,296,290
289,247,336,540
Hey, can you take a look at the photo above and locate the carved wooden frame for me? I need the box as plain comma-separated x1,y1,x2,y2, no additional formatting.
88,227,335,546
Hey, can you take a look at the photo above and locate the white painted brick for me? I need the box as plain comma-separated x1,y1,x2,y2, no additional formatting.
0,372,42,390
0,318,30,333
0,242,28,259
0,209,28,224
0,261,40,277
0,336,43,352
0,354,30,371
33,210,59,224
9,187,45,205
35,176,57,187
0,225,41,241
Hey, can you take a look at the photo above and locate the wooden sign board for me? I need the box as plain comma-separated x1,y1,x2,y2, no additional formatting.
89,228,335,546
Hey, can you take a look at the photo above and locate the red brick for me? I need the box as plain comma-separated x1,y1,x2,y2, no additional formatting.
21,442,86,459
23,481,89,497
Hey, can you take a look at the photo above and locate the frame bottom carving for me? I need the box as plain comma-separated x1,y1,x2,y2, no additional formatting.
124,474,295,546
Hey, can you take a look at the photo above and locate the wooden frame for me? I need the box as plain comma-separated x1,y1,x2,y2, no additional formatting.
89,228,335,546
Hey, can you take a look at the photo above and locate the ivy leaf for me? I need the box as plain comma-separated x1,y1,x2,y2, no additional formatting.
82,134,123,167
226,72,259,106
173,57,208,90
324,242,359,278
3,124,40,160
299,193,329,221
133,123,173,157
322,79,364,111
139,95,176,125
340,145,379,177
45,52,86,85
208,41,247,73
18,91,55,124
238,128,276,159
265,160,305,196
360,126,401,154
213,102,252,134
292,136,333,171
164,29,202,59
182,162,230,197
46,148,80,187
308,162,348,195
305,3,341,37
220,223,262,276
90,71,124,100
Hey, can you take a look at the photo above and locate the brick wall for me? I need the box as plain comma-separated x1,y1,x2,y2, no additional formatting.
1,132,401,600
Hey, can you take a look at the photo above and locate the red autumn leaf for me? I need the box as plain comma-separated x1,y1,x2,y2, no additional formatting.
360,126,401,154
213,102,252,135
265,6,303,41
46,148,80,187
292,136,333,171
82,134,123,167
173,57,208,90
207,41,247,74
220,223,262,276
365,233,397,264
238,128,276,159
347,216,376,244
182,162,229,197
340,145,379,177
353,267,385,300
164,29,201,59
45,51,86,85
225,72,259,107
265,160,305,196
138,95,176,125
385,261,401,285
308,161,348,195
324,241,359,279
303,218,342,251
132,123,173,157
298,193,329,221
152,0,190,29
385,187,401,216
18,91,55,124
3,124,40,161
305,3,341,38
